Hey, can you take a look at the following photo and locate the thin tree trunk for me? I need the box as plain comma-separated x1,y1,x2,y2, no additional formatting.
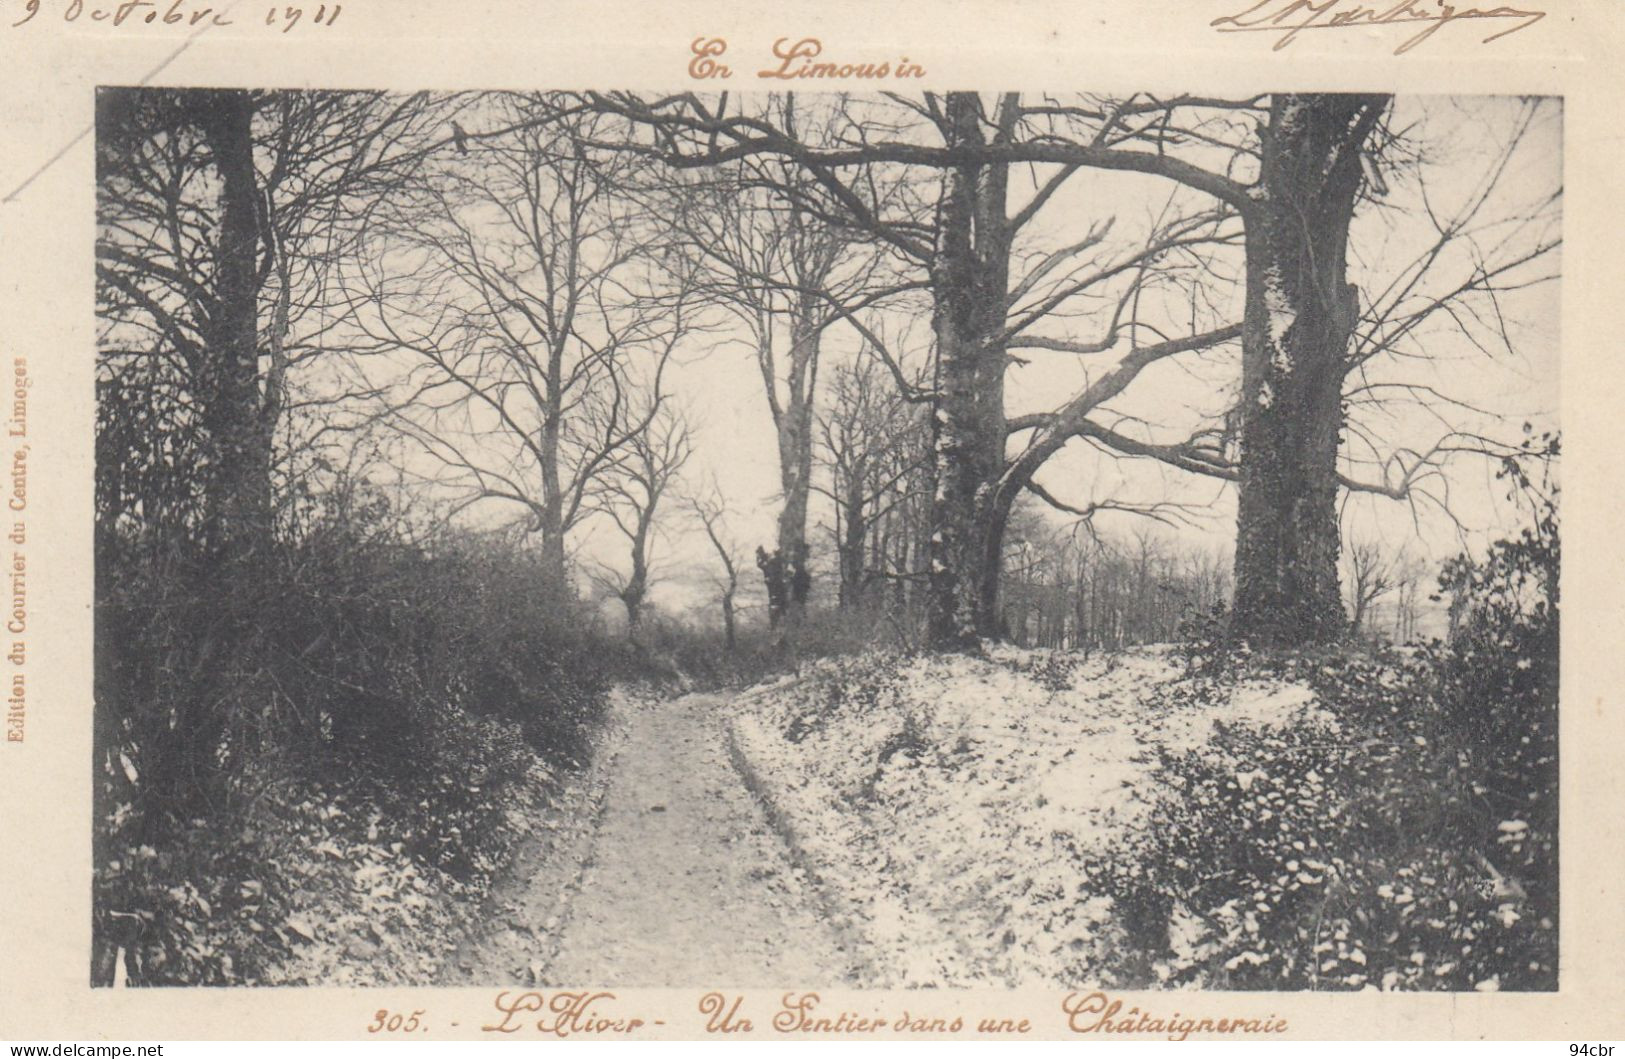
621,509,654,639
775,300,819,625
532,336,571,587
1231,93,1388,646
622,574,645,637
837,464,866,608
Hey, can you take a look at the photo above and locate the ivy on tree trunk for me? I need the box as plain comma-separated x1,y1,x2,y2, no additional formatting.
193,89,273,562
924,93,1013,651
1231,93,1389,645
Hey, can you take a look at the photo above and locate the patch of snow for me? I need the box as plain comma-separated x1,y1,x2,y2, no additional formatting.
1263,272,1297,369
728,645,1328,987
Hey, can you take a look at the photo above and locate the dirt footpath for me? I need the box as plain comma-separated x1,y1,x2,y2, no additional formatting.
445,689,856,987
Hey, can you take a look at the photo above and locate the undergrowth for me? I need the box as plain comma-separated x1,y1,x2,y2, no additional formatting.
1087,477,1558,991
93,491,614,985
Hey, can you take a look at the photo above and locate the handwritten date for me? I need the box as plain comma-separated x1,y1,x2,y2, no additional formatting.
11,0,342,31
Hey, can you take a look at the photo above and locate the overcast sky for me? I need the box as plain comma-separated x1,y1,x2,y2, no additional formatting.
321,93,1560,622
604,94,1560,618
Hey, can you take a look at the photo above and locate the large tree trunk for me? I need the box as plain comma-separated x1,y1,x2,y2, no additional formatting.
1230,93,1388,646
124,89,272,810
194,89,271,561
185,90,267,795
924,93,1013,651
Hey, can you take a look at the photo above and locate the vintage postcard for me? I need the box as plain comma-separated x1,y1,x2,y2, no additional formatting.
1,0,1622,1044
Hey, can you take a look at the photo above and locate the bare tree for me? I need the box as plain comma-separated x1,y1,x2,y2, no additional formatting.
994,92,1388,643
689,484,744,651
1343,535,1397,635
816,354,931,610
1388,551,1433,643
330,90,1554,656
97,87,454,557
348,102,702,587
999,507,1231,650
573,90,1244,649
593,407,692,636
654,122,906,628
1003,94,1556,645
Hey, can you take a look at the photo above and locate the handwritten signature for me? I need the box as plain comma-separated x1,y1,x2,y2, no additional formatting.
1210,0,1546,54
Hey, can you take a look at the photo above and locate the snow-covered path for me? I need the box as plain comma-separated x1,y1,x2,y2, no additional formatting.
448,689,857,986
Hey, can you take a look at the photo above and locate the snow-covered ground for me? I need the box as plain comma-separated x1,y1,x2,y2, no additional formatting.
728,645,1337,988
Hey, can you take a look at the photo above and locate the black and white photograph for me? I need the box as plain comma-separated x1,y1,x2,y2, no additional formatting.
91,87,1560,994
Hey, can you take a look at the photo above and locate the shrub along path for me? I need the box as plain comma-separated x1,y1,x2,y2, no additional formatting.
444,688,856,986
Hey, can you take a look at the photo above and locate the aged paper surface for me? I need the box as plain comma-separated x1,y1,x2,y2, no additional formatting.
1,0,1622,1041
